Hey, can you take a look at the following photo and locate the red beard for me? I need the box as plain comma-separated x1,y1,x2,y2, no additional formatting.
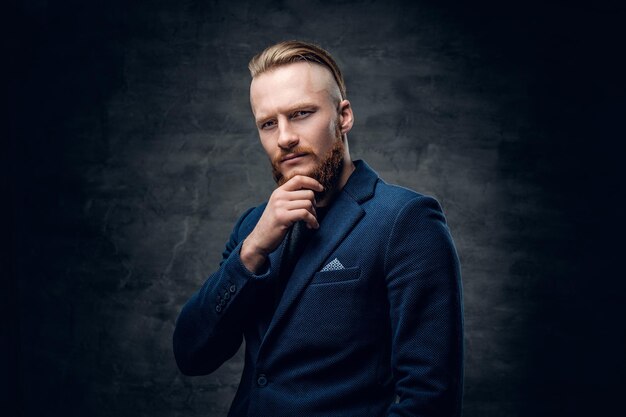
271,139,345,203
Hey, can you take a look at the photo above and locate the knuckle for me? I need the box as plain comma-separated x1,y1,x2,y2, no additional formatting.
276,211,287,223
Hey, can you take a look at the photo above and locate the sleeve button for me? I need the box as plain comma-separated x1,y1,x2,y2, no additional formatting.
229,284,237,293
215,305,222,313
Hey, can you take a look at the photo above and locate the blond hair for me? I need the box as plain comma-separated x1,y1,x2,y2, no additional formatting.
248,40,347,100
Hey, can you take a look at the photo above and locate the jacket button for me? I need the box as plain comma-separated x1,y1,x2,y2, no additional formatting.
229,284,237,293
256,374,267,387
215,305,222,313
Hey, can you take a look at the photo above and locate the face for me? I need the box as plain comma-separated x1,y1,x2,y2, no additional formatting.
250,61,353,196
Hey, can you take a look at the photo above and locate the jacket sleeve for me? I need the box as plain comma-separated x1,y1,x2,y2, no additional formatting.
172,207,275,376
385,195,463,417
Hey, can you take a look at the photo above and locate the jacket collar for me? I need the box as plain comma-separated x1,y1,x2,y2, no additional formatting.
341,159,379,204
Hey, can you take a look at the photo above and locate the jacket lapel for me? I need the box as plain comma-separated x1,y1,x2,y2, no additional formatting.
260,192,365,346
258,160,379,351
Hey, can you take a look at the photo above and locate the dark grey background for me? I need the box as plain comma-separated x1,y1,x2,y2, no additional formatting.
4,0,625,416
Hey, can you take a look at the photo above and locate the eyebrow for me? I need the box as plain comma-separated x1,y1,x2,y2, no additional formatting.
255,102,320,125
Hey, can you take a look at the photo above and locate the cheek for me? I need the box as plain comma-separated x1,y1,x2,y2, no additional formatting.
311,117,337,144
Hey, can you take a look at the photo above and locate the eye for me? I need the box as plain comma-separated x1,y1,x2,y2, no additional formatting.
260,119,276,130
291,110,312,119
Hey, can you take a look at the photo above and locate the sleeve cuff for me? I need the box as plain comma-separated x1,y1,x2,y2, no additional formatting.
228,241,273,281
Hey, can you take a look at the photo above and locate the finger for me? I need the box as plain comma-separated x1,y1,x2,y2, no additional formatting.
282,189,316,203
281,175,324,192
284,199,317,216
271,191,316,214
290,209,319,229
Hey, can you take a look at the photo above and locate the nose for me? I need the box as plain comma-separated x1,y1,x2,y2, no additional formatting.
277,120,299,150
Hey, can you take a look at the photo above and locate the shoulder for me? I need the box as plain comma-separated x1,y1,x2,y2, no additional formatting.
370,178,444,220
346,160,447,228
374,183,458,275
375,179,427,204
348,159,441,212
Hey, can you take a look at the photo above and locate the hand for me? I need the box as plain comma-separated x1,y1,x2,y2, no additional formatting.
240,175,323,273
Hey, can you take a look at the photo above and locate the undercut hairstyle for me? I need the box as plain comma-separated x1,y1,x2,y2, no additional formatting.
248,40,347,101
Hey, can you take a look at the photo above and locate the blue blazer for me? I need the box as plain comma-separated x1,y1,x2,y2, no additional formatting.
173,160,463,416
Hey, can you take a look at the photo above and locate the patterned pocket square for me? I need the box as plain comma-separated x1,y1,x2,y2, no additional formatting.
321,258,345,272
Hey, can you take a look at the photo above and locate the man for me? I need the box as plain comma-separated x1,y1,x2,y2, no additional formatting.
173,40,463,416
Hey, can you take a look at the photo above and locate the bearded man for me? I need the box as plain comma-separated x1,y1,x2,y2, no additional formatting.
173,40,464,417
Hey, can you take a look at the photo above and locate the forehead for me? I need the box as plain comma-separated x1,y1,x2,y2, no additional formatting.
250,62,338,117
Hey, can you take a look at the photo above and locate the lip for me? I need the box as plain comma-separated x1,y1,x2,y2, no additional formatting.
280,153,308,163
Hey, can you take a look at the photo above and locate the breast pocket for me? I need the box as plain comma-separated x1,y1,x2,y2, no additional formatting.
309,266,361,285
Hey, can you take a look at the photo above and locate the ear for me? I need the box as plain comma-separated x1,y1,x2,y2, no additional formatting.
338,99,354,134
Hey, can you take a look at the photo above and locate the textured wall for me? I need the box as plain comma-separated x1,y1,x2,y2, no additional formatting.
6,0,624,416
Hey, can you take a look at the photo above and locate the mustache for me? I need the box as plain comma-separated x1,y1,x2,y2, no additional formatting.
271,146,316,167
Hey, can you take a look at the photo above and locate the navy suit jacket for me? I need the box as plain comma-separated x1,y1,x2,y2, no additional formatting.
173,160,463,416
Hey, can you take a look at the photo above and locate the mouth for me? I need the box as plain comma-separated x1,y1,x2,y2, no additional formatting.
280,153,308,164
